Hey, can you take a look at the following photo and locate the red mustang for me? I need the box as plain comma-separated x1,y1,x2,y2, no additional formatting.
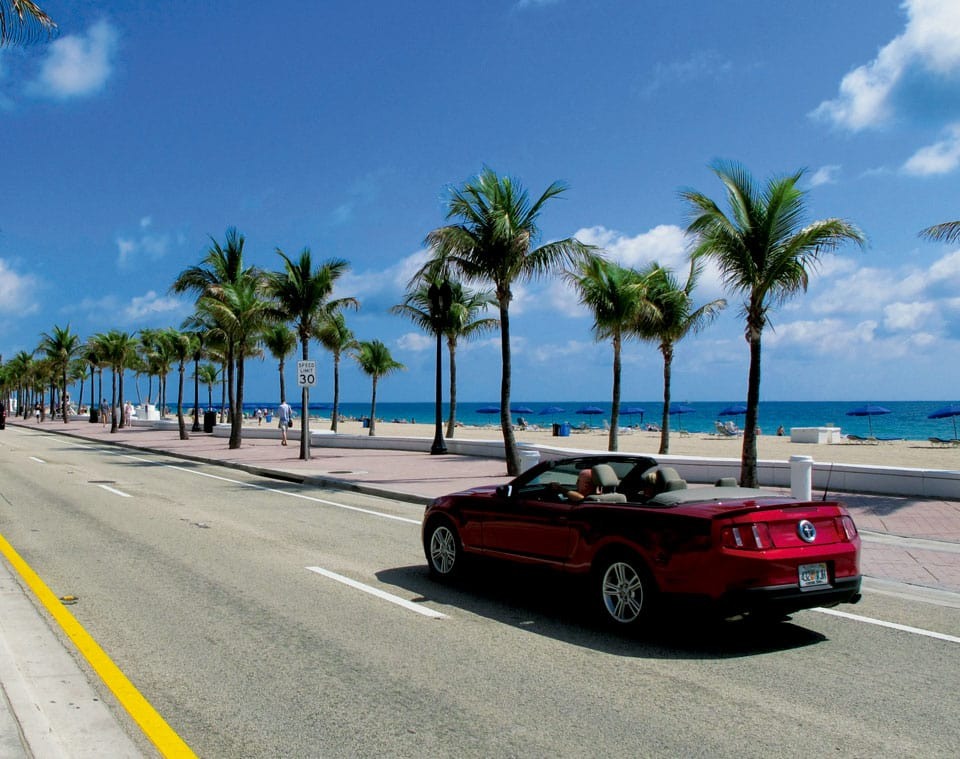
422,455,862,627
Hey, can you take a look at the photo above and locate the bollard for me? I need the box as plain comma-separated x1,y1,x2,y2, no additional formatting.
790,455,814,501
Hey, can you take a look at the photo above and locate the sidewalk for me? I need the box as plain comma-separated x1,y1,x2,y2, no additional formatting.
2,416,959,755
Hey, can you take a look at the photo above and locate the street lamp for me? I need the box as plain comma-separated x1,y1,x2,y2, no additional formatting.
428,280,451,455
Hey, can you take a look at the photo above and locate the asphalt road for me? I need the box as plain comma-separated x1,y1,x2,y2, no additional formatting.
1,427,958,758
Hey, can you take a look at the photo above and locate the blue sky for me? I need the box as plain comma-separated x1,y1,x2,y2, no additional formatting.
2,0,960,405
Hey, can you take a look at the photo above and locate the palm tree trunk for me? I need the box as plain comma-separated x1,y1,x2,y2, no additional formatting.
88,366,96,422
118,369,126,429
278,358,287,404
230,355,243,449
659,344,673,455
445,337,457,439
62,369,69,423
110,370,118,433
192,358,201,432
177,362,188,440
498,299,520,475
609,334,621,451
330,354,340,433
740,334,762,487
368,377,378,436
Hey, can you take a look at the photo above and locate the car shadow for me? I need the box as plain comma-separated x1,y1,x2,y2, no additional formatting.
375,562,827,660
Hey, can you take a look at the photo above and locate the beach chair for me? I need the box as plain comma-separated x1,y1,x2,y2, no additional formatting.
929,436,960,447
846,434,878,444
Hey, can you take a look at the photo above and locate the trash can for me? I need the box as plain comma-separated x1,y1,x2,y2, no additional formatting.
362,417,370,428
518,447,540,472
559,423,571,437
266,414,273,423
0,406,5,430
203,410,217,433
552,423,560,437
89,408,99,423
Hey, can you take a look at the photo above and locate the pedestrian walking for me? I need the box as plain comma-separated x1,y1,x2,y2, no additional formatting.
255,408,263,426
277,400,292,446
100,398,109,427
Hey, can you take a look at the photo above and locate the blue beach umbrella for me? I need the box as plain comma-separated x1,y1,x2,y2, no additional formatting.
928,404,960,439
719,404,748,416
510,405,534,414
538,405,565,415
476,405,500,414
845,404,892,437
576,405,604,414
621,406,645,425
669,403,696,432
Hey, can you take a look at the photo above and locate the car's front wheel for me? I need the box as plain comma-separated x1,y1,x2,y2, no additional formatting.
594,552,655,628
425,520,462,580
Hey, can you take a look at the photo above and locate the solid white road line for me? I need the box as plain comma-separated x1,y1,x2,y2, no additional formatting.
306,566,447,619
28,456,45,464
813,607,960,644
96,484,132,498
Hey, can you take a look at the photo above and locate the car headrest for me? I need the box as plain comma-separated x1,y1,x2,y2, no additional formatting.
655,467,687,491
591,464,619,491
714,477,738,487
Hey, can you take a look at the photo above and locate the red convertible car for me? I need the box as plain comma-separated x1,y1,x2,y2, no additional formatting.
422,455,862,628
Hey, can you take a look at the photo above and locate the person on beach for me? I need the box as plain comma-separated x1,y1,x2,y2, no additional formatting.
255,408,263,426
100,398,109,427
277,400,292,446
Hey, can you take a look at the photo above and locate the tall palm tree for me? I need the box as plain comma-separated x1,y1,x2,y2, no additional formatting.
268,248,356,460
682,161,865,486
68,359,87,415
392,278,497,438
919,220,960,244
425,168,593,474
93,330,137,433
136,327,162,408
315,311,357,433
0,1,55,45
39,324,81,423
196,363,219,411
197,275,272,449
171,227,258,432
181,312,219,431
262,323,297,405
636,262,726,455
160,328,197,440
565,257,652,452
353,340,404,437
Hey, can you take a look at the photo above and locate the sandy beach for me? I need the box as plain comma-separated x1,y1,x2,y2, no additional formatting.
301,417,960,470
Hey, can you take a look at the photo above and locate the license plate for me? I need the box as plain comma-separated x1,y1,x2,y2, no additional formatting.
798,562,829,588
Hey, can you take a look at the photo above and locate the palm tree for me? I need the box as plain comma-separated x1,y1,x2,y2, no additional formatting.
353,340,404,437
68,358,87,414
196,363,219,412
682,161,865,486
268,248,356,460
197,275,272,448
171,227,258,433
181,312,219,431
160,328,197,440
919,220,960,244
315,311,357,433
136,327,162,407
93,330,137,433
636,262,726,455
0,1,55,46
565,257,652,452
38,324,81,423
392,278,497,438
262,323,296,405
425,168,594,474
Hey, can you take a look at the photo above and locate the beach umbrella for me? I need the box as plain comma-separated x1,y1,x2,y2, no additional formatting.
928,404,960,439
845,404,891,437
719,404,747,416
621,406,645,426
669,403,696,432
576,406,604,415
476,405,500,414
538,406,565,415
510,405,534,414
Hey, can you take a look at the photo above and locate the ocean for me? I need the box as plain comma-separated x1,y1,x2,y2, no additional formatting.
238,400,960,441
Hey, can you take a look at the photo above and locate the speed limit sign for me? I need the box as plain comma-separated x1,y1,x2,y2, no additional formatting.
297,360,317,387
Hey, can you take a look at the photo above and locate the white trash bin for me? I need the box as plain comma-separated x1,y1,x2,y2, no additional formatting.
518,447,541,473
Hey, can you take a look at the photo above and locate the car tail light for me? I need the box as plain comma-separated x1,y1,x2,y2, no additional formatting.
839,515,858,541
721,523,773,550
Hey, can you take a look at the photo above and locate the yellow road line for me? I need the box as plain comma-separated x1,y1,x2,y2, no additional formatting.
0,532,197,758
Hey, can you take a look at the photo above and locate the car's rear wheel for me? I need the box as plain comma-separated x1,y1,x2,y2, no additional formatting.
594,552,655,628
425,520,461,579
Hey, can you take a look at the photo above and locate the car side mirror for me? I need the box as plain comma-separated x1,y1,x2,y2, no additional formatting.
496,484,513,499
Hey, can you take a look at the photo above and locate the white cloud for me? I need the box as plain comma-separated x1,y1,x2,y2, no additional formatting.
766,318,879,354
812,0,960,130
28,19,118,100
0,259,39,315
116,227,171,267
396,332,433,352
810,165,841,186
902,122,960,175
339,248,430,301
883,300,938,331
123,291,184,321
